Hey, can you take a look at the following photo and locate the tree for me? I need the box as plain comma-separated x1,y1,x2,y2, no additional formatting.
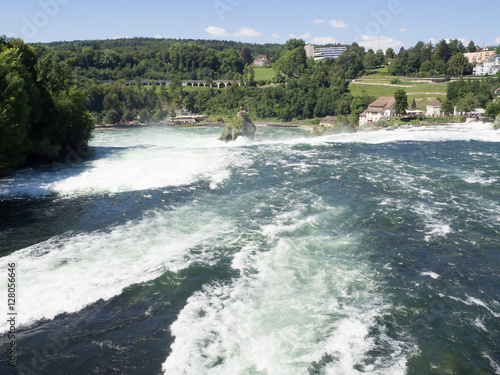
434,60,447,75
375,49,385,67
241,47,253,65
441,99,454,115
435,40,451,63
411,97,417,109
485,101,500,118
447,54,471,76
406,54,421,74
138,109,152,123
467,41,476,53
456,92,480,113
394,89,408,115
274,47,307,76
420,60,433,74
385,48,395,59
362,52,377,70
494,115,500,130
1,37,94,173
0,48,33,171
104,109,121,124
284,39,306,51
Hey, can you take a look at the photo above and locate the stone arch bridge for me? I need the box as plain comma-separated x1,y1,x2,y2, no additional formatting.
101,79,240,88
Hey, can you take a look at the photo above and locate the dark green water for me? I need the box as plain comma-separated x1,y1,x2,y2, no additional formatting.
1,124,499,374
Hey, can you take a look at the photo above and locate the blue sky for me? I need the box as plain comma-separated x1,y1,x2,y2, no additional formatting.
2,0,499,50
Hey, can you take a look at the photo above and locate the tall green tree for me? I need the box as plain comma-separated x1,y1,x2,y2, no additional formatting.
0,37,94,173
385,48,395,59
0,48,34,170
241,47,253,65
456,92,480,113
467,41,476,53
441,99,454,115
394,89,408,115
447,54,471,76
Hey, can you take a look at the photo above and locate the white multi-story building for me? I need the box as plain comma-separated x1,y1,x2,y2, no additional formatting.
305,44,315,58
305,44,347,61
464,50,496,64
359,97,396,126
473,55,500,76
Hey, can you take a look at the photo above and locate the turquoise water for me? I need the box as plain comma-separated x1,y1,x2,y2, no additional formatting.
1,124,499,374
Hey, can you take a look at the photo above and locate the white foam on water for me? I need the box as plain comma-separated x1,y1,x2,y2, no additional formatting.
322,122,500,144
0,127,251,198
483,352,500,375
446,295,500,318
474,317,487,332
420,271,441,280
411,203,453,242
163,207,410,374
461,170,497,185
0,204,234,332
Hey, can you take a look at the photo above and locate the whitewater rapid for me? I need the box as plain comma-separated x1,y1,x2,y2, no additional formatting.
1,122,499,374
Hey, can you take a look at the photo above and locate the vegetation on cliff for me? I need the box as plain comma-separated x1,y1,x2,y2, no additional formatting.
219,113,256,142
0,37,94,174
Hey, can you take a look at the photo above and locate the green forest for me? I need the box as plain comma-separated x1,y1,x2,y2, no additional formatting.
1,35,500,173
29,36,499,126
0,36,94,174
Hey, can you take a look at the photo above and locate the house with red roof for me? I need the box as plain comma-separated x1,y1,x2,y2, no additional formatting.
359,97,396,126
426,100,442,116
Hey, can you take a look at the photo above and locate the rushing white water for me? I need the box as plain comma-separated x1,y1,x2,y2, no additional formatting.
324,122,500,144
0,202,235,332
163,201,410,374
2,123,498,199
1,122,499,374
0,127,251,198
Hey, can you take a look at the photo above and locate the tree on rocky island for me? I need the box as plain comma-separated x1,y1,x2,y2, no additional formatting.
219,112,256,142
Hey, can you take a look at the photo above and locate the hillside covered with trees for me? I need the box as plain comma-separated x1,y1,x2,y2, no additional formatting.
29,37,499,125
2,35,499,173
0,37,94,174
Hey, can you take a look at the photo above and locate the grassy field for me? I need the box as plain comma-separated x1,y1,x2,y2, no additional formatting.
254,67,276,81
349,81,448,110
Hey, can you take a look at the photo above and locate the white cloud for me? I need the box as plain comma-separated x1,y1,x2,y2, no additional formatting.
113,36,131,40
358,35,403,51
233,27,261,37
329,19,348,28
399,28,407,32
496,36,500,44
205,26,229,37
272,32,282,39
313,19,326,24
154,34,163,39
310,36,340,45
429,38,438,45
290,32,310,40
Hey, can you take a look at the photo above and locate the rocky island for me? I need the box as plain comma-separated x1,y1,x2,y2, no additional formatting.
219,112,256,142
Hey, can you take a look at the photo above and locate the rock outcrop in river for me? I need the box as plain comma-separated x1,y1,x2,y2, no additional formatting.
219,112,256,142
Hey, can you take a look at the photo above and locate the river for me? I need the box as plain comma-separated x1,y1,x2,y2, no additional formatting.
1,123,499,374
